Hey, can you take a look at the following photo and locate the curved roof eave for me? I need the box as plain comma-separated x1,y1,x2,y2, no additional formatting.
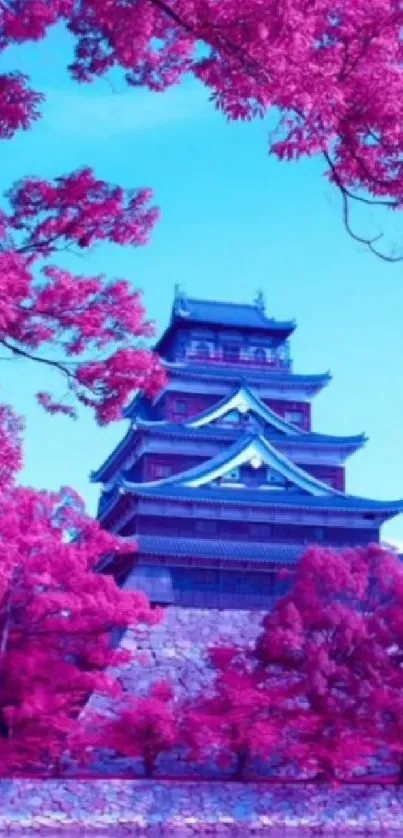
90,424,135,483
119,483,403,516
133,420,367,448
119,432,342,497
186,384,304,434
161,360,332,390
154,297,297,352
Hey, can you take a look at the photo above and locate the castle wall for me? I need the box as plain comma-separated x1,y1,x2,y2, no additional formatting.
118,606,266,701
302,463,345,491
0,777,402,833
161,393,312,429
263,399,311,430
135,518,374,546
127,452,346,490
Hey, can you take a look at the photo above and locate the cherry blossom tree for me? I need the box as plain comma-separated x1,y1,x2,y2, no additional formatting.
1,0,403,778
85,680,179,777
185,647,285,779
0,168,165,424
0,0,172,777
0,132,166,775
0,480,161,774
255,544,403,781
2,1,403,256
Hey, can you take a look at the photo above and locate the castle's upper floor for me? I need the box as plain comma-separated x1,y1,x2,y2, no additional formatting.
156,288,295,372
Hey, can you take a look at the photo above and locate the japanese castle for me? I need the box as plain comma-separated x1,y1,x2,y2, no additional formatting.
92,288,403,609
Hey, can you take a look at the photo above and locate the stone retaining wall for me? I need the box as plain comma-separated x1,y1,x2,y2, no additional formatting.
0,779,403,833
89,607,267,777
118,607,265,699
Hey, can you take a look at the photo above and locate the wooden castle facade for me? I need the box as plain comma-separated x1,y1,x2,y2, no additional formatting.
92,288,403,609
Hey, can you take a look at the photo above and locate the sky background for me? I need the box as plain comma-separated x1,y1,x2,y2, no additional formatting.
1,25,403,544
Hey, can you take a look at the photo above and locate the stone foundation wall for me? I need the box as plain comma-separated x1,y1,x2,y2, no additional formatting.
1,779,403,833
118,607,265,699
88,607,267,777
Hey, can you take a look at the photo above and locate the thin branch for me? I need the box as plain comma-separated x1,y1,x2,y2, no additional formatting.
147,0,194,33
323,151,403,261
145,0,403,259
323,151,399,208
0,338,79,385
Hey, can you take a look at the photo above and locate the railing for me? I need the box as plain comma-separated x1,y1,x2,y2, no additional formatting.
184,352,292,371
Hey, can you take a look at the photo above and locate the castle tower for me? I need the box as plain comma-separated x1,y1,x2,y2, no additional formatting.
92,291,403,609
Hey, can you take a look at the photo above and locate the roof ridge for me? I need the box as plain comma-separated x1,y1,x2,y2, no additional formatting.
185,296,272,313
186,297,256,307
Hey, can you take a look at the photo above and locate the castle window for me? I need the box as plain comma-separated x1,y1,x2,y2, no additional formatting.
254,347,266,364
153,462,172,479
195,341,210,359
174,398,188,416
176,338,187,359
285,410,304,425
222,343,240,362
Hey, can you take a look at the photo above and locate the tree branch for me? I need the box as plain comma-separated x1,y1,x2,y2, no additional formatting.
0,338,79,385
145,0,403,259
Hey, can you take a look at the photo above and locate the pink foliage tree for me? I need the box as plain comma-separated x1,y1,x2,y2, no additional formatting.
186,647,285,779
2,1,403,255
0,168,164,423
0,0,402,778
0,481,161,774
0,3,171,774
86,680,179,777
256,544,403,781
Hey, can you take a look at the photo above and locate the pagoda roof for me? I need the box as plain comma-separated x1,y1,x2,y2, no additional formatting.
122,367,332,422
118,483,403,515
160,361,331,391
120,432,341,496
187,384,302,433
137,384,365,447
92,385,366,483
155,294,296,352
91,423,365,484
135,421,366,448
106,432,403,521
135,535,303,564
98,425,403,521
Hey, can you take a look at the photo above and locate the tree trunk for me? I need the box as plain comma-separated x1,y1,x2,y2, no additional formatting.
233,749,249,781
0,707,8,738
315,763,335,783
144,755,155,778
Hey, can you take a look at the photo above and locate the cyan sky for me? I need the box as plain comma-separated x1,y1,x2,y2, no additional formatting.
1,25,403,544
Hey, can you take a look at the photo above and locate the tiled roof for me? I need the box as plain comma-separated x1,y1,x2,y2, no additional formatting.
134,420,366,447
122,368,332,420
128,483,403,514
172,297,296,333
91,425,134,482
173,433,340,495
120,432,341,496
91,421,365,484
187,384,303,435
162,361,332,390
136,535,303,564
